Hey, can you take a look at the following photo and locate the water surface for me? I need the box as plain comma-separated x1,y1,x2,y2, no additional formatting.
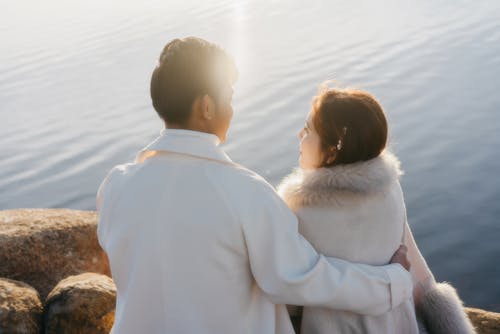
1,0,499,311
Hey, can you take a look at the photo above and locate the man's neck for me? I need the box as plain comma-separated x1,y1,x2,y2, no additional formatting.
165,123,220,141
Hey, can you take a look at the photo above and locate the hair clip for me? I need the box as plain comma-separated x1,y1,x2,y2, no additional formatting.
336,127,347,151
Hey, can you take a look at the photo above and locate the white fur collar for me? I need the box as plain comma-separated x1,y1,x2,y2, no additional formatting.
277,151,403,210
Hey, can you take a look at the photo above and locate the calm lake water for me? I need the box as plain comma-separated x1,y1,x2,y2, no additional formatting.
2,0,499,311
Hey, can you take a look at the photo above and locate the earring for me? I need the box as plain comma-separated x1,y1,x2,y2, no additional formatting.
336,140,342,151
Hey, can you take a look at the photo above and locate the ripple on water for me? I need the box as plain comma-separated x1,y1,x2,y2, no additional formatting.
1,0,500,311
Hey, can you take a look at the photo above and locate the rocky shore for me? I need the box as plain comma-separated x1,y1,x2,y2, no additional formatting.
0,208,498,333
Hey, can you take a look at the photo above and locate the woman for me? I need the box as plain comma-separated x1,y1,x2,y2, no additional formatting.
277,87,475,333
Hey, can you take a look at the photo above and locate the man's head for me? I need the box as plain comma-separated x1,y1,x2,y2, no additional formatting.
150,37,238,142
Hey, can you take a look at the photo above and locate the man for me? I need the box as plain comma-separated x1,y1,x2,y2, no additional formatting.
97,37,412,334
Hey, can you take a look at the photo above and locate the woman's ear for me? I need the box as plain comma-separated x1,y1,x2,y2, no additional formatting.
325,155,336,165
325,147,337,165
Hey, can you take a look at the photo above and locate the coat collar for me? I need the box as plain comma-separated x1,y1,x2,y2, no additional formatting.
135,129,234,165
277,151,403,210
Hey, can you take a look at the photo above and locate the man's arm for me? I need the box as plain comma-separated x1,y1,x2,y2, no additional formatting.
96,165,126,247
241,181,413,316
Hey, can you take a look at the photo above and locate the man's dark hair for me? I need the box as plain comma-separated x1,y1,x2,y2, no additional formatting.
150,37,238,125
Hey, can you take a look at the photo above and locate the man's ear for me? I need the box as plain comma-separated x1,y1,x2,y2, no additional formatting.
201,94,215,120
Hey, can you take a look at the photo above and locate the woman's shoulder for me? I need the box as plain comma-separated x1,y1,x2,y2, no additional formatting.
277,150,404,211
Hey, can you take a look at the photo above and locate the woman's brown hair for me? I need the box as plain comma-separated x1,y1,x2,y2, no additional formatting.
311,87,388,167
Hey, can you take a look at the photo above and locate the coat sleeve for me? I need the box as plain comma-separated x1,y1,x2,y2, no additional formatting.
403,221,436,305
96,165,127,247
404,223,476,333
240,180,413,316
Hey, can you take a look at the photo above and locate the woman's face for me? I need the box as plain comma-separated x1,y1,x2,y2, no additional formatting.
298,112,323,169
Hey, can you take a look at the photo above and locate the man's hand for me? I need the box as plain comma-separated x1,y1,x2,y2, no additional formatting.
390,245,411,271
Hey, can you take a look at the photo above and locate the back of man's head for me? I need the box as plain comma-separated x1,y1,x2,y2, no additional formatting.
150,37,238,126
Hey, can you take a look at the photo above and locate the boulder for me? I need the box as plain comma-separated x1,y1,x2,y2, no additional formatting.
44,273,116,334
466,307,500,334
0,277,43,333
0,209,110,299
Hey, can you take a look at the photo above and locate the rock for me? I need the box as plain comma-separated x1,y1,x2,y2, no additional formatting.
466,307,500,334
44,273,116,334
0,277,43,333
0,209,110,299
